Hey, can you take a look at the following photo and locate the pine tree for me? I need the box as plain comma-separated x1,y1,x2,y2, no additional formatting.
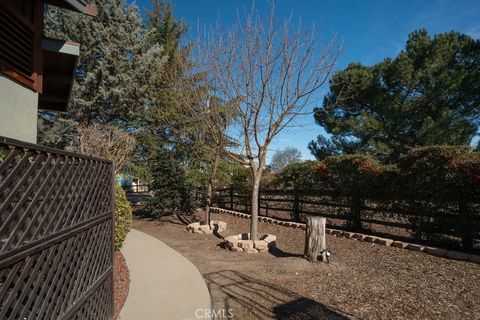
39,0,164,147
147,148,194,217
311,29,480,162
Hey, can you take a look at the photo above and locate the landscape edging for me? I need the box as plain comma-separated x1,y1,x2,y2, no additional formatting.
210,207,480,264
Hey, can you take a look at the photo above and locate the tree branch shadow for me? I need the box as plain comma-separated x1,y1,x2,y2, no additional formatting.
204,269,354,320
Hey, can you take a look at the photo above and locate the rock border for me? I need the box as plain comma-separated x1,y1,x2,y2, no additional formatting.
224,233,276,253
186,220,227,234
210,207,480,264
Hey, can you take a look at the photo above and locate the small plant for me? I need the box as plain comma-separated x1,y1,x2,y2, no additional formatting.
114,184,132,250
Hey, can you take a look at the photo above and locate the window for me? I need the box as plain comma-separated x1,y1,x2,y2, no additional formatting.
0,0,43,92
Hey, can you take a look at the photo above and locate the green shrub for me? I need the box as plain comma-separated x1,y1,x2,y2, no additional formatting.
280,160,322,192
321,154,397,230
280,161,324,221
114,184,132,250
400,146,480,249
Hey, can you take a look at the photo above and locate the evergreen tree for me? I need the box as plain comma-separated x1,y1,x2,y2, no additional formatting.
311,29,480,162
147,148,194,217
128,0,196,177
39,0,163,146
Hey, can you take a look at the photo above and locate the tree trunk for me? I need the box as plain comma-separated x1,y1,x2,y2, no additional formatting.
304,216,327,263
205,149,220,225
250,175,262,241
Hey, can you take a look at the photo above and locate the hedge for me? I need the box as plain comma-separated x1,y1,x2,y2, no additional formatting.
114,184,132,250
221,146,480,250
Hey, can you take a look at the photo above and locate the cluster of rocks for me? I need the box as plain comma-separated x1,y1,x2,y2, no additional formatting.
328,230,480,263
186,221,227,234
224,233,276,254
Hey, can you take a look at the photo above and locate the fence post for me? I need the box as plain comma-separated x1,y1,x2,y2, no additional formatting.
293,193,300,222
304,216,327,263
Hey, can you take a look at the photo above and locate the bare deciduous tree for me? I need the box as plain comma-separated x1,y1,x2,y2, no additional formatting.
270,147,302,172
170,73,238,225
207,6,341,240
74,124,136,174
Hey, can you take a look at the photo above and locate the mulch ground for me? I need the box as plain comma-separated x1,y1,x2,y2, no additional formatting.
133,210,480,320
113,251,130,320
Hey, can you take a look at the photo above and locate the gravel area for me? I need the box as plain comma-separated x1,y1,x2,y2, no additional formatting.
114,251,130,320
133,210,480,320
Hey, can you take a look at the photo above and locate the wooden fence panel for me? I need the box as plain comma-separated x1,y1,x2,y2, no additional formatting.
0,137,114,320
213,187,480,251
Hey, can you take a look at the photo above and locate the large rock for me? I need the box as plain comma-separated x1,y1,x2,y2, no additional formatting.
253,240,268,251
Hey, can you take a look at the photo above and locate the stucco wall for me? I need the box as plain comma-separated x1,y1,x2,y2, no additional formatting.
0,74,38,143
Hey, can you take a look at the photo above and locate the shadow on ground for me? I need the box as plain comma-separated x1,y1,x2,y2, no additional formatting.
204,269,351,320
268,246,303,258
133,209,200,226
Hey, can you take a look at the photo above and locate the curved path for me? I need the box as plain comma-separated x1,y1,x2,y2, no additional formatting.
119,229,212,320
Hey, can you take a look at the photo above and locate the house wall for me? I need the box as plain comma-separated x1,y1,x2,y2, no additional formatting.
0,74,38,143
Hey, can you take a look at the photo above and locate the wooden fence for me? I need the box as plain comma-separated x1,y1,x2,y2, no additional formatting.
213,187,480,251
0,137,114,320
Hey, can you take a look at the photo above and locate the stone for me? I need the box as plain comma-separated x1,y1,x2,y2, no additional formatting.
260,234,276,244
245,248,259,254
253,240,268,251
363,236,376,243
424,247,447,257
342,232,354,239
374,238,393,246
325,229,332,234
231,247,243,252
198,225,210,232
468,254,480,263
391,241,407,249
352,234,364,241
445,250,470,261
210,220,227,232
240,233,250,240
405,244,425,252
331,230,342,236
238,241,253,249
203,229,213,235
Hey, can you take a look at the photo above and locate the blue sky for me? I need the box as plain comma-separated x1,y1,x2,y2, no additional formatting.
134,0,480,161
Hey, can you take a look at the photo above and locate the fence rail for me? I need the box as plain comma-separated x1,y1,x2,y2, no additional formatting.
213,187,480,251
0,136,114,320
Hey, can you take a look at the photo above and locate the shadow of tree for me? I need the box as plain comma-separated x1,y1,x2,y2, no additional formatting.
204,269,352,320
273,298,349,320
133,209,200,226
268,246,304,258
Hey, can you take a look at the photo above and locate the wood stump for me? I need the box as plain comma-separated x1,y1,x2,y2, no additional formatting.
304,216,327,263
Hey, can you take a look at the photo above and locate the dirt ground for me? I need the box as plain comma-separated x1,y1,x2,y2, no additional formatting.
133,210,480,320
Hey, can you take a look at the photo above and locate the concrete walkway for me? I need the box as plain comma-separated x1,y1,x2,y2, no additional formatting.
120,229,212,320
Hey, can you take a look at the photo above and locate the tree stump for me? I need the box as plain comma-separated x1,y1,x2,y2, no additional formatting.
304,216,327,263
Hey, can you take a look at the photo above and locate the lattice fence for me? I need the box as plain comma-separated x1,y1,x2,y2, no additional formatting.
0,136,114,320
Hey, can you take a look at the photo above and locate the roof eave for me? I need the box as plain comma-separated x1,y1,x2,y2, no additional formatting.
44,0,97,16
